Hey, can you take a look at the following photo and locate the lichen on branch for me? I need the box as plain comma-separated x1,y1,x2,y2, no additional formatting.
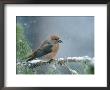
17,56,94,74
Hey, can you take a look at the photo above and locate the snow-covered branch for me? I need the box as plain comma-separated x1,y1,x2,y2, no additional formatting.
17,56,94,74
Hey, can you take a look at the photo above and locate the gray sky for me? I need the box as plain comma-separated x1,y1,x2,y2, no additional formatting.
17,16,94,58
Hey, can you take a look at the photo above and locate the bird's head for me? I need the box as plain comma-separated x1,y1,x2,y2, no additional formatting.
50,35,63,44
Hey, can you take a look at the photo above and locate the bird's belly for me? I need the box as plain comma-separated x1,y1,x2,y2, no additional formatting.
43,52,57,60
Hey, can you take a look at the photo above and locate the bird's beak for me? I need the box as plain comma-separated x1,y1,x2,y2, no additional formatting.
58,40,63,43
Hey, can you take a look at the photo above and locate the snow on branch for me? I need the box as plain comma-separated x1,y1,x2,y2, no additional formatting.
17,56,94,74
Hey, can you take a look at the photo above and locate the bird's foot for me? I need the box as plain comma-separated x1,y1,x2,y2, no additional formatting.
47,59,54,64
58,60,65,65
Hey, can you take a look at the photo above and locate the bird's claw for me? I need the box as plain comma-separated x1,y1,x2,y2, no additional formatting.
58,60,65,65
47,59,54,64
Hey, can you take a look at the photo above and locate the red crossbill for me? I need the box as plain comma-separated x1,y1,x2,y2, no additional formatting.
26,35,62,62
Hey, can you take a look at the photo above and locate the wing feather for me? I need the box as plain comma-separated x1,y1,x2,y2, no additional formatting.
27,40,53,61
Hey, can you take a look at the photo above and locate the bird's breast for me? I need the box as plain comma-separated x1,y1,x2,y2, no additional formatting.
52,44,59,53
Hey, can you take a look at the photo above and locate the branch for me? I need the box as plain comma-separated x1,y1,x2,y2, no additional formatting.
17,56,94,74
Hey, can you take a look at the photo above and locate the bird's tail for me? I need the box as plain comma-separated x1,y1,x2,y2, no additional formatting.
26,57,33,62
21,54,33,62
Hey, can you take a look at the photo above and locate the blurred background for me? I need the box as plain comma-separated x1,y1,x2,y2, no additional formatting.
16,16,94,59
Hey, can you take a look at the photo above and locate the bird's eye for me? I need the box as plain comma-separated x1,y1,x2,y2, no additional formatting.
54,39,58,40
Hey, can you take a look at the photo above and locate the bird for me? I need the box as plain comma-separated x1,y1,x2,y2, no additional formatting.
26,35,62,62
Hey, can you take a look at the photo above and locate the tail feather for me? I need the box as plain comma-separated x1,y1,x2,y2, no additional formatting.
26,54,35,62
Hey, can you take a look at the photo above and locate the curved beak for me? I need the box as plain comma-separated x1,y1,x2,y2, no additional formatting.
58,40,63,43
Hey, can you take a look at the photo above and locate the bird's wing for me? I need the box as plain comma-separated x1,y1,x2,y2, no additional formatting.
35,40,53,57
35,44,53,57
27,40,53,61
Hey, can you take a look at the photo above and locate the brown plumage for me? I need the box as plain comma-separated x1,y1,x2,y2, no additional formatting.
26,35,62,62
